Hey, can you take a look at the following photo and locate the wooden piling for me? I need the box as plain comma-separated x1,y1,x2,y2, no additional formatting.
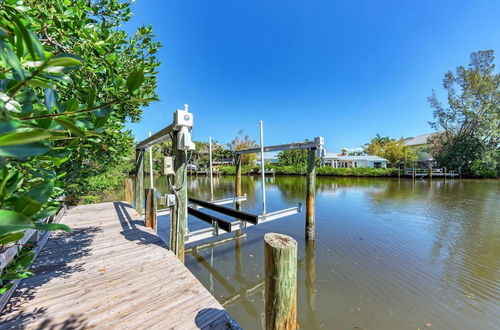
412,167,416,181
305,149,316,242
235,154,242,201
170,133,188,262
264,233,297,330
134,149,144,215
145,188,157,230
428,167,433,180
124,178,133,204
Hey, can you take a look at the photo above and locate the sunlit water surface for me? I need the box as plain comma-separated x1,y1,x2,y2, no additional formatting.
140,175,499,329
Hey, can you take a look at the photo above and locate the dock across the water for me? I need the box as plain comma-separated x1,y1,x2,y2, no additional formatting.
0,202,239,329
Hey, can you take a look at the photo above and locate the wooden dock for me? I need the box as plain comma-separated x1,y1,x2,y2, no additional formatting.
1,202,239,329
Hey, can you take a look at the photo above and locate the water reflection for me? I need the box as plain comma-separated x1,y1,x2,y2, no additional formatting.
144,175,499,329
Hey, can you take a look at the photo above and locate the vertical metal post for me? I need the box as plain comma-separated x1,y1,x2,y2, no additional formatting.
209,137,214,201
306,149,316,242
148,131,154,189
134,149,144,215
259,120,266,215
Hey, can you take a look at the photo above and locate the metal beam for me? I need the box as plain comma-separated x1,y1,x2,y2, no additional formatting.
235,139,321,155
136,124,174,149
188,197,259,224
188,207,232,233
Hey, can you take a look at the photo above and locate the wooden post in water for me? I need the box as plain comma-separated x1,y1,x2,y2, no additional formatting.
264,233,297,330
444,167,447,181
169,133,188,262
124,178,133,204
305,149,316,242
145,188,157,230
412,167,416,181
428,167,433,180
134,149,144,215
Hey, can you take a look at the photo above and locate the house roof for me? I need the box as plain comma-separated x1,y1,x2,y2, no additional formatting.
404,133,437,146
323,153,387,162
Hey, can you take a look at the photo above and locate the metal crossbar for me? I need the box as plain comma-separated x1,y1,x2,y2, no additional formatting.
136,124,174,149
234,139,322,155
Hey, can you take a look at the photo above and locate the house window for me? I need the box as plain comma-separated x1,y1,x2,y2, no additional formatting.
373,162,382,168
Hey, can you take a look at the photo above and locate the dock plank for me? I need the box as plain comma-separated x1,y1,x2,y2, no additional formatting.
0,202,239,329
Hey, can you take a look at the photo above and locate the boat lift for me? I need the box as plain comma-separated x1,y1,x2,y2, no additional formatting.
134,107,323,260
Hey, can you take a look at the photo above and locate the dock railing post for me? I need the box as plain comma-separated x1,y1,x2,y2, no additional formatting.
145,188,157,230
134,149,144,215
124,178,133,204
306,149,316,242
264,233,297,330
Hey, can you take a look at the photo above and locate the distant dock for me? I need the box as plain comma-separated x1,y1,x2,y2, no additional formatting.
1,202,238,329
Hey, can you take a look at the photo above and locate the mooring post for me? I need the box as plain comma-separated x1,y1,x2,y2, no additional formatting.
412,167,416,181
134,149,144,215
306,149,316,242
444,166,447,180
429,167,433,180
124,178,133,204
305,242,317,327
264,233,297,330
170,133,188,262
145,188,157,230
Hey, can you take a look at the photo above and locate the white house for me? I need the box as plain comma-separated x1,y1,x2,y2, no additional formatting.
322,153,388,168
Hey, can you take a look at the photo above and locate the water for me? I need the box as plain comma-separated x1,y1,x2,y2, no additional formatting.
146,175,499,329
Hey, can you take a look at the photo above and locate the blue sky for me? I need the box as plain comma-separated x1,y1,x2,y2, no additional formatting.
124,0,499,152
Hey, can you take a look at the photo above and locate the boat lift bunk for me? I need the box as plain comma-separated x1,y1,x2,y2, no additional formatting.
184,121,324,245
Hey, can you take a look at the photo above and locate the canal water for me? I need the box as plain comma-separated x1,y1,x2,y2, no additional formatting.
146,175,499,329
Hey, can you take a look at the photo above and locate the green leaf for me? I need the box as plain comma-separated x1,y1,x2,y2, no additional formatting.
55,116,86,138
33,206,59,220
65,98,79,111
0,232,24,244
0,143,49,157
47,55,83,67
87,87,96,107
126,69,144,93
0,119,20,134
11,15,45,61
2,271,35,280
0,41,25,80
15,194,43,216
0,282,14,294
0,210,32,235
0,130,53,147
27,180,54,204
33,222,71,232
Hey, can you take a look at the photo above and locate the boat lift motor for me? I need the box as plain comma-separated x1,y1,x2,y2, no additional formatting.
174,104,196,151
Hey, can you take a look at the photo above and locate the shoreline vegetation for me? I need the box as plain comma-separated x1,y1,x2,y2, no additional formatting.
207,165,398,177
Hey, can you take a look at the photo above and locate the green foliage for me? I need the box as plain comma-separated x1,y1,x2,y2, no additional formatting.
277,149,308,166
217,164,397,177
316,167,397,177
427,50,499,177
230,130,257,165
2,0,161,203
0,3,155,292
364,134,417,165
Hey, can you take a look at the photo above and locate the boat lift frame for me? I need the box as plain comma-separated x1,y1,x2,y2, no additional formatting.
134,108,323,259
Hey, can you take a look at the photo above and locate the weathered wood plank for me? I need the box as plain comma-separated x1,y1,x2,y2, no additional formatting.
1,202,239,329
